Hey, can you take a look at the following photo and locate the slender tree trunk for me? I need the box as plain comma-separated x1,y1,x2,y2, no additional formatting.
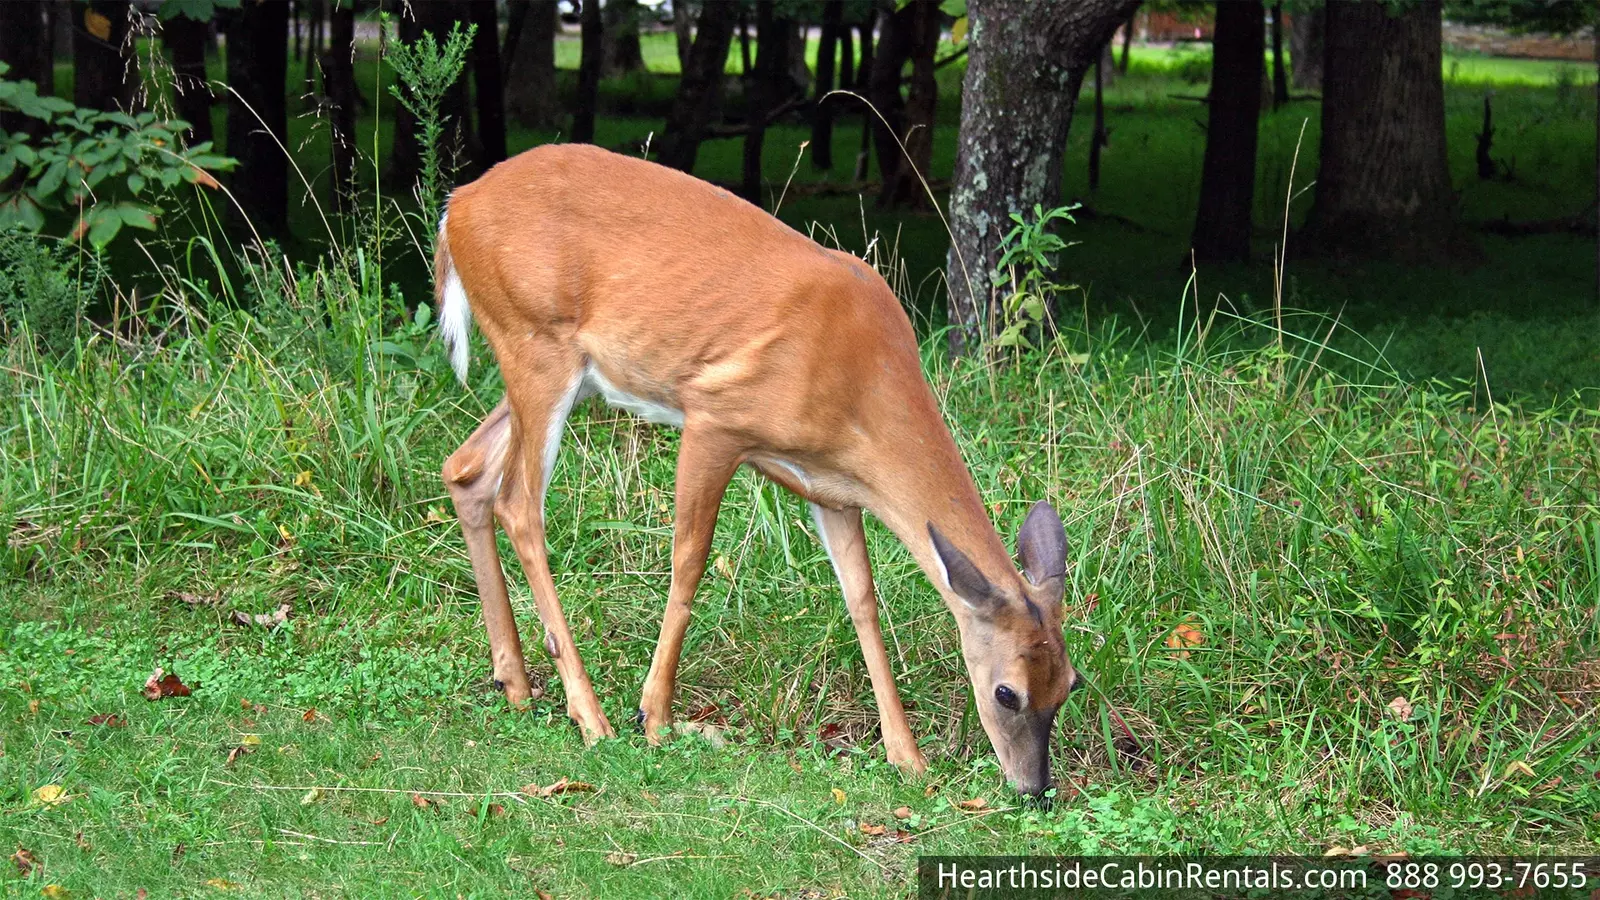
1301,0,1459,262
738,9,752,75
853,18,874,181
1190,0,1263,263
1,2,51,134
324,2,357,215
602,0,645,76
946,0,1137,355
657,0,738,173
225,0,290,235
505,0,560,129
838,19,854,94
876,0,940,209
468,0,506,169
1089,49,1106,191
1289,5,1322,91
741,0,792,202
1271,3,1287,109
1099,40,1116,88
73,0,134,112
163,13,214,146
673,0,693,71
1119,6,1134,74
303,0,325,93
810,0,843,171
573,0,603,143
867,5,910,188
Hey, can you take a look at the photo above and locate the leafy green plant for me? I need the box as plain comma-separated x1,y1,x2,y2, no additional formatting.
0,229,102,353
0,63,233,248
988,203,1079,351
384,20,477,233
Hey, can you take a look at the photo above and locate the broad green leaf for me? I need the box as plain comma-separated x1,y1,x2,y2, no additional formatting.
86,208,123,248
116,202,157,230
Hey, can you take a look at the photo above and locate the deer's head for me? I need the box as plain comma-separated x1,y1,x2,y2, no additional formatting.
931,501,1075,797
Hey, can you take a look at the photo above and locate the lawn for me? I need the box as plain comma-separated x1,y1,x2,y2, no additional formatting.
3,23,1599,899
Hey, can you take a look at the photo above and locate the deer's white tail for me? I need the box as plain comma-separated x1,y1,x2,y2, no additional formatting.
435,212,472,384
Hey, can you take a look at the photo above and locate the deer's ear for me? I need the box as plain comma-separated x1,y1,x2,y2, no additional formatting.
928,523,996,609
1016,500,1066,589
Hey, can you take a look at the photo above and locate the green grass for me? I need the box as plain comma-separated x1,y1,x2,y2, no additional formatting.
3,217,1599,894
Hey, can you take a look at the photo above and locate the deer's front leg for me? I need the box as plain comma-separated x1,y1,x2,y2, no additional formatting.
443,401,536,706
811,504,927,773
637,427,741,743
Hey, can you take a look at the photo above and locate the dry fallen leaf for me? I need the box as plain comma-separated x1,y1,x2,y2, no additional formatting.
893,830,916,844
955,797,988,812
923,783,939,799
86,713,126,727
829,788,847,805
142,668,192,701
858,822,887,836
299,788,323,805
32,785,67,808
11,847,38,876
232,603,291,630
487,803,506,818
530,778,597,798
1165,620,1205,659
204,877,240,890
302,708,318,723
28,698,39,715
41,885,69,899
604,850,637,867
1387,696,1414,721
171,591,218,607
1503,760,1537,780
411,793,437,809
892,806,912,820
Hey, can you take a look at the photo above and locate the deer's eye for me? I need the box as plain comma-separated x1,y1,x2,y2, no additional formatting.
994,685,1020,711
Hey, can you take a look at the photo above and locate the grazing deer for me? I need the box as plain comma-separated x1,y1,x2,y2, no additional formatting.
435,144,1076,796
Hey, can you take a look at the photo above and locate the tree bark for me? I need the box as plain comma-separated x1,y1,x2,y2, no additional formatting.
302,0,324,94
468,0,507,169
1,2,52,135
504,0,560,129
946,0,1137,354
1288,5,1322,91
163,13,214,147
602,0,645,76
1190,0,1263,264
853,18,873,181
741,0,794,202
73,0,134,112
1301,0,1459,262
1270,2,1288,109
323,2,357,215
656,0,738,173
573,0,603,142
1118,6,1134,74
672,0,693,71
810,0,843,171
872,0,939,209
224,0,290,235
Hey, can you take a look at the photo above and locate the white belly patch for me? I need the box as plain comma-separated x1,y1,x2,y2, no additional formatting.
583,365,685,428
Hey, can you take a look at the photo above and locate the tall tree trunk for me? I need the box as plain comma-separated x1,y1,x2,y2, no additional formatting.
673,0,693,70
602,0,645,76
853,18,874,181
876,0,940,209
573,0,603,143
1270,2,1288,109
323,2,357,215
946,0,1137,355
1,2,51,135
1119,6,1134,74
657,0,738,173
468,0,506,169
1288,5,1322,91
225,0,290,235
504,0,560,129
741,0,792,203
1190,0,1263,264
738,9,752,76
1302,0,1459,262
163,13,214,146
810,0,843,171
73,0,134,112
838,18,854,94
303,0,325,93
1099,40,1116,88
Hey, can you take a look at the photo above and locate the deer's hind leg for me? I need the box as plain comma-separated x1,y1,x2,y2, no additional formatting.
442,400,535,705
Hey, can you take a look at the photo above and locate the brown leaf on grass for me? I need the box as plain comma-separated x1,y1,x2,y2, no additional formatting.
955,797,988,812
301,708,318,723
190,166,221,190
893,830,916,844
525,778,597,798
41,885,69,899
28,699,39,714
142,668,192,701
1386,696,1414,721
410,793,438,809
86,713,126,727
688,703,725,725
32,785,67,807
604,850,636,867
858,822,887,836
136,889,147,900
204,877,240,890
487,803,506,818
923,783,938,799
73,833,88,851
223,742,256,767
232,604,291,630
892,806,912,820
170,591,219,607
11,847,38,876
1165,620,1205,659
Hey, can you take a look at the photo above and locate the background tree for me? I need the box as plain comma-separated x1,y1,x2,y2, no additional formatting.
810,0,845,171
869,0,940,209
1190,0,1263,263
504,0,561,129
602,0,646,76
224,0,289,234
573,0,603,143
741,0,803,202
1270,2,1288,108
945,0,1138,353
0,2,53,135
73,0,135,112
1288,4,1322,91
1302,0,1458,262
657,0,738,173
467,0,506,169
160,7,214,147
322,0,358,214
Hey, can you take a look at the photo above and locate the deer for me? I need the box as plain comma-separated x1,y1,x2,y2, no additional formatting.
434,143,1077,797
